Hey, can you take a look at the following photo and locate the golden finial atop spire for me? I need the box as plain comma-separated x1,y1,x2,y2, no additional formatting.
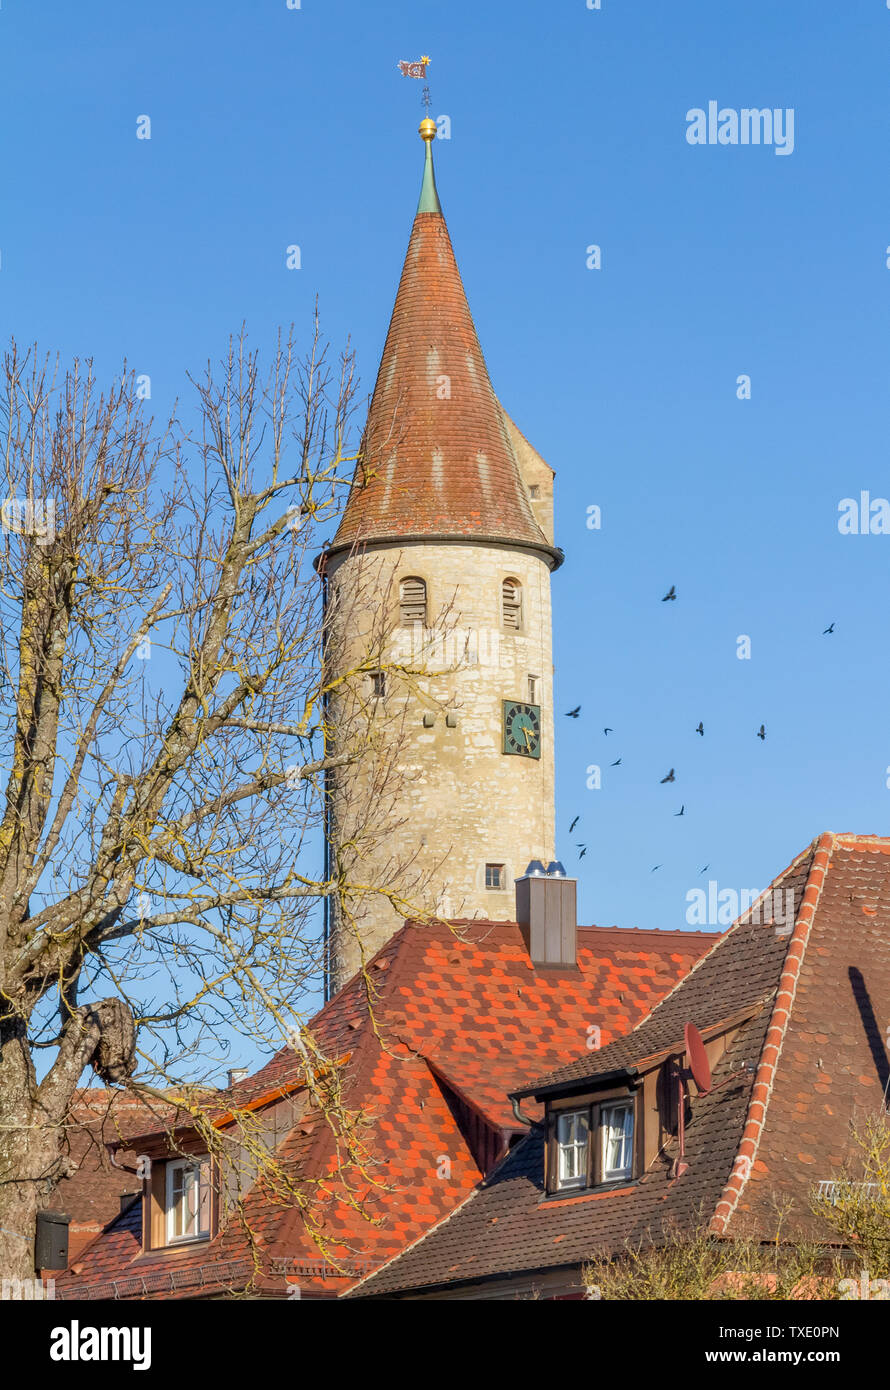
419,117,437,143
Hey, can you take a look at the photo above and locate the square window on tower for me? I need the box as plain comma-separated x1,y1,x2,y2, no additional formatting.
485,863,506,890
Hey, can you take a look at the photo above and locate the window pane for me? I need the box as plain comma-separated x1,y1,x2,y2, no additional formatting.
198,1159,211,1233
167,1159,210,1242
556,1111,589,1186
601,1103,633,1180
485,863,505,890
170,1166,186,1239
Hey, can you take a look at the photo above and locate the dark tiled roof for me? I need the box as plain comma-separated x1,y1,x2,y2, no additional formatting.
54,919,707,1298
518,845,816,1094
724,835,890,1239
350,1009,772,1297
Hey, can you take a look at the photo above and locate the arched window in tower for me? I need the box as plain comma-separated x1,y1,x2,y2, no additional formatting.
502,577,523,631
400,576,427,627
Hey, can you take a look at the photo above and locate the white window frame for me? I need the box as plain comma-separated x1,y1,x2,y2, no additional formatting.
165,1156,211,1245
599,1101,634,1183
555,1110,589,1190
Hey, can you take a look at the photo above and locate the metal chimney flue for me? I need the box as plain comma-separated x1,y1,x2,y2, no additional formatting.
516,860,578,968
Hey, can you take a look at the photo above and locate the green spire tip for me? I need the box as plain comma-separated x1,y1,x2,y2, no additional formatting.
417,132,442,214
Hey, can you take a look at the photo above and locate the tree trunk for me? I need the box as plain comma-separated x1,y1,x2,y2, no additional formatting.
0,1021,60,1284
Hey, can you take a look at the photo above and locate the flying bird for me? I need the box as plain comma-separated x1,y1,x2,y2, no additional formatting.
578,847,588,860
662,585,677,602
823,623,835,635
611,758,622,767
660,768,676,783
699,864,710,874
757,724,766,741
675,805,685,817
603,727,613,735
695,722,704,737
565,706,581,718
569,815,580,833
651,864,662,872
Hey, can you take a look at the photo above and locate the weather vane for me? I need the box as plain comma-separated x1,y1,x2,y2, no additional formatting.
397,55,432,115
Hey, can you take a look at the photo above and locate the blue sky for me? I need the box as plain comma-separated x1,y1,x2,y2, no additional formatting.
2,0,889,961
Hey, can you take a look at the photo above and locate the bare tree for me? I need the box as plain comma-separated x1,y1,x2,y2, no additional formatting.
0,324,443,1281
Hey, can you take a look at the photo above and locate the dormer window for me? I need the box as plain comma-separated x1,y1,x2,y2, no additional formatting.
548,1094,637,1193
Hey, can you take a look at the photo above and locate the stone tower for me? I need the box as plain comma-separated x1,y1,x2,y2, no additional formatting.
321,120,562,991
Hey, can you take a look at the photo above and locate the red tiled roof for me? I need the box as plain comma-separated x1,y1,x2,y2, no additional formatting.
350,834,890,1298
328,168,556,562
56,1090,178,1228
54,918,708,1299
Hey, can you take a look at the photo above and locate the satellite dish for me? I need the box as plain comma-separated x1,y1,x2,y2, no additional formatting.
684,1023,712,1095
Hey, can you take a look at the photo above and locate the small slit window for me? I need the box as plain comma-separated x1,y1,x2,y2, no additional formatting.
400,576,427,627
502,578,522,630
370,671,386,699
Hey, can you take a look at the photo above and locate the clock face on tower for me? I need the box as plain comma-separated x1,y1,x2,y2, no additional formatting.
502,701,542,759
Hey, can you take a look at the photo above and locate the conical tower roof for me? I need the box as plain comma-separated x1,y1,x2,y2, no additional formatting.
328,122,560,567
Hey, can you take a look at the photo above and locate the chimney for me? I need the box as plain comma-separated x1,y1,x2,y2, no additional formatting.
227,1067,249,1088
516,861,578,968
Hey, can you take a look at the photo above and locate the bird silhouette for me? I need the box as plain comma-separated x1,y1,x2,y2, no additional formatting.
823,623,835,635
565,706,581,718
578,847,588,859
569,815,580,833
603,727,613,736
675,805,685,817
611,758,622,767
695,722,704,737
651,864,662,872
660,769,676,783
757,725,766,741
699,864,710,874
662,585,677,602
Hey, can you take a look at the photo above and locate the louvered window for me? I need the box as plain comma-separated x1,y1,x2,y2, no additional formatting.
400,576,427,627
502,578,522,630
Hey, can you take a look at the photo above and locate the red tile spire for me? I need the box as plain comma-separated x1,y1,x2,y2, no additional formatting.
328,123,558,564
